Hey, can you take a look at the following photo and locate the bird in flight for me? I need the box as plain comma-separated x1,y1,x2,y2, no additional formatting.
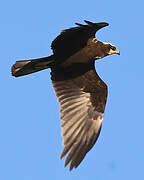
11,20,120,171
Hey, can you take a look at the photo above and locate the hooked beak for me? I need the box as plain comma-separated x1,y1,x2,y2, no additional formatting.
109,47,120,56
113,46,120,55
116,49,120,55
103,42,120,56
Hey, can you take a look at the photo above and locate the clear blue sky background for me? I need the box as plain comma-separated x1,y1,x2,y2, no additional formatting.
1,0,144,179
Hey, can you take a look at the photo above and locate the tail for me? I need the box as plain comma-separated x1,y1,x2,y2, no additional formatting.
11,55,55,77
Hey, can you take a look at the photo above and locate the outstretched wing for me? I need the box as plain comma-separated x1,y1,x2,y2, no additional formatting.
52,68,107,170
51,20,109,60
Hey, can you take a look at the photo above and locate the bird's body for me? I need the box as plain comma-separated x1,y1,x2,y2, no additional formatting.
11,20,120,170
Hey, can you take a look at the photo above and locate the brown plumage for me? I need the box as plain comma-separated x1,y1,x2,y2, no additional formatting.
11,20,120,170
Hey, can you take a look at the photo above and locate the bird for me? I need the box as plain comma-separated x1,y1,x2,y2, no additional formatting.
11,20,120,171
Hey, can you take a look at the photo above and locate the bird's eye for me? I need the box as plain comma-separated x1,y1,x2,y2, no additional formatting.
111,46,116,51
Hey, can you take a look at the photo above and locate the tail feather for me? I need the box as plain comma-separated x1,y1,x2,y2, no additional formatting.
11,55,54,77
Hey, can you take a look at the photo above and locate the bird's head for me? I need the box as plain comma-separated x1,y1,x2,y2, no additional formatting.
92,40,120,61
102,42,120,56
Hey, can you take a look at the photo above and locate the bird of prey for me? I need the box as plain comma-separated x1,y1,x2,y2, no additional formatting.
11,20,120,171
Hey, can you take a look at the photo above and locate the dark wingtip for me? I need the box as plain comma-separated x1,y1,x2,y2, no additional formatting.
95,22,109,27
75,20,95,27
75,22,86,27
75,20,109,27
76,20,109,30
84,20,109,27
84,20,94,25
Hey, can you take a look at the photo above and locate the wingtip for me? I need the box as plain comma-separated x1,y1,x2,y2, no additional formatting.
60,153,64,160
84,20,109,27
96,22,109,27
84,20,94,25
75,20,109,29
69,165,74,171
75,22,85,27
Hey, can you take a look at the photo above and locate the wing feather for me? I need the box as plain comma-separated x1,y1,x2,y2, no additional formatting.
52,71,107,170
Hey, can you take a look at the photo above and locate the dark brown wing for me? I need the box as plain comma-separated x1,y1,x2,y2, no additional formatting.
52,67,108,170
51,20,109,61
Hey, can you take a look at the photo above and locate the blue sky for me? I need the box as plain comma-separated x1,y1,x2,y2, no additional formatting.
1,0,144,179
